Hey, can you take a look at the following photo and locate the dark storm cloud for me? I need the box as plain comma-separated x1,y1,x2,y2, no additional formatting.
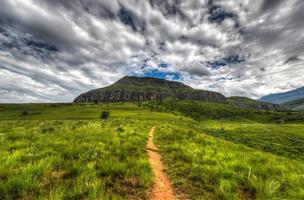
0,27,58,60
207,0,237,24
0,4,76,50
149,0,183,17
118,6,146,32
0,0,303,102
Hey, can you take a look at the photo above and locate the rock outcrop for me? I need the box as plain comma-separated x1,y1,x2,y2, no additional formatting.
74,76,227,103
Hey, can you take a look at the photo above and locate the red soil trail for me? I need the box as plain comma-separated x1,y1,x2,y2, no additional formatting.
147,126,175,200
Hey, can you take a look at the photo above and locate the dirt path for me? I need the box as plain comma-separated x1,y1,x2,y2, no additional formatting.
147,126,175,200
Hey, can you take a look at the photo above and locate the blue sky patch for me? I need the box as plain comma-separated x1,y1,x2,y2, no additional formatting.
158,63,168,68
131,69,182,80
143,70,182,80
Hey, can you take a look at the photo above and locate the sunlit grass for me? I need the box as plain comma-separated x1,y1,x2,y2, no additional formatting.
0,119,153,199
201,120,304,160
1,103,304,199
155,121,304,199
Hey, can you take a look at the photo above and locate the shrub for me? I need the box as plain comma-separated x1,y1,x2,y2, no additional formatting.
117,127,125,133
42,127,55,133
21,111,28,116
276,119,285,124
100,111,110,121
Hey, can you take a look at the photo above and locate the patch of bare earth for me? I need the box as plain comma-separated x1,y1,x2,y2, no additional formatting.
146,126,175,200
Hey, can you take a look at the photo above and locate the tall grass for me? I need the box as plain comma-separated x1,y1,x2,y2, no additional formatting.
155,121,304,199
1,103,304,199
201,121,304,160
0,119,153,199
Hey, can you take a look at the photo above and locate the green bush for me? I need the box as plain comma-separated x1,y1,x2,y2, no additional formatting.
21,111,28,116
100,111,110,120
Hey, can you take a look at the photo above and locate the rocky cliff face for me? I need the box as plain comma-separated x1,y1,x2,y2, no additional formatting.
74,89,227,103
74,90,168,102
73,76,227,103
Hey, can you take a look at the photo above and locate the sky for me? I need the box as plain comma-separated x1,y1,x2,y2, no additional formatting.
0,0,304,103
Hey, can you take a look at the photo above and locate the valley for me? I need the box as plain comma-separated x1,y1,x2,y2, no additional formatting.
2,0,304,199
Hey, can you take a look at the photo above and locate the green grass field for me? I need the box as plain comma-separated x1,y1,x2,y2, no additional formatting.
0,103,304,199
155,121,304,199
0,119,154,199
201,120,304,160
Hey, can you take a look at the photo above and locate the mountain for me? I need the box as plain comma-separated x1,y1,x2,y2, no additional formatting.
74,76,227,103
227,96,284,111
282,98,304,111
259,86,304,104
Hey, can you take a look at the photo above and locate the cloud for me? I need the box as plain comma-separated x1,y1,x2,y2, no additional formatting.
0,0,303,102
259,0,284,12
283,55,303,64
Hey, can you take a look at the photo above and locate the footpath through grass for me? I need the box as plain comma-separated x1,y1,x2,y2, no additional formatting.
0,103,185,199
155,121,304,199
1,103,304,199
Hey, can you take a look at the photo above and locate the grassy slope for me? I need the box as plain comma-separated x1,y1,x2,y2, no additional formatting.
143,99,304,122
93,76,195,94
200,120,304,160
1,103,304,199
143,100,304,198
0,103,186,199
228,97,264,105
283,98,304,111
0,103,183,121
227,96,283,111
155,121,304,199
0,119,153,199
99,82,194,94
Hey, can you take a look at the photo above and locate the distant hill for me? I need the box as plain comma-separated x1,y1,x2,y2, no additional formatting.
73,76,286,112
227,96,284,111
259,86,304,104
74,76,227,103
282,98,304,111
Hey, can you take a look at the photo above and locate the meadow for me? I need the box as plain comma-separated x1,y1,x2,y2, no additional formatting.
0,119,155,199
143,98,304,122
0,103,304,199
0,103,163,199
200,120,304,160
155,121,304,199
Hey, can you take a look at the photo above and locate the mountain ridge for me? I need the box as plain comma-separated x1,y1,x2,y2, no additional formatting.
74,76,227,103
259,86,304,104
73,76,284,111
227,96,283,111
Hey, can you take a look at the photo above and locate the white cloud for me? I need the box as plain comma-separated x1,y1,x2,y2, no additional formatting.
0,0,303,102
